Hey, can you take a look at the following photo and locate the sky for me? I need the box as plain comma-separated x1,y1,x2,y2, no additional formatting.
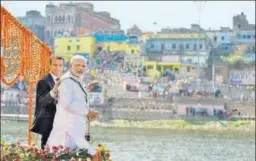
1,1,255,32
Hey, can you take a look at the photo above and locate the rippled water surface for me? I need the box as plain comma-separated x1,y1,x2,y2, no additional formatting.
1,120,255,161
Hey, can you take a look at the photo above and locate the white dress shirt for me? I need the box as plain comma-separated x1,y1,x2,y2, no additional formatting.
50,73,58,98
50,72,58,83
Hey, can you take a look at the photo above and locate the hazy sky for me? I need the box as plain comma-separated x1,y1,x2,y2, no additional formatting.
1,1,255,32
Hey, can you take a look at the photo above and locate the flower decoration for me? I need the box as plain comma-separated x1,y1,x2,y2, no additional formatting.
1,139,111,161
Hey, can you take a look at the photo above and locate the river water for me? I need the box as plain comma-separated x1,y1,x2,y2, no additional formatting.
1,120,255,161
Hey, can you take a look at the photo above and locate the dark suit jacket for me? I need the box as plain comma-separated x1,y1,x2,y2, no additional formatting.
30,73,57,135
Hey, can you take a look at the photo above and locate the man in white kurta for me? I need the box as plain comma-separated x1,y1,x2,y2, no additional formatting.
47,56,98,156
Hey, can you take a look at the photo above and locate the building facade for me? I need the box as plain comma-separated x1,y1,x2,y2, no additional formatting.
141,57,182,77
242,45,255,63
18,10,45,41
44,2,120,46
229,69,255,85
144,33,210,66
93,30,140,54
206,28,236,63
234,30,255,44
101,41,140,54
54,36,96,61
232,12,255,64
233,12,255,32
127,25,142,37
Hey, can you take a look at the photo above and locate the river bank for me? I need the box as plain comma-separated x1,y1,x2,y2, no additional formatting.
91,119,255,134
1,114,255,134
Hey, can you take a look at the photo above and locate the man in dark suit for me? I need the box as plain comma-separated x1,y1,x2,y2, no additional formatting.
30,56,64,149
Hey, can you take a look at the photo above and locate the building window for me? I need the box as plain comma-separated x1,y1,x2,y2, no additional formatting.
57,31,62,36
193,44,197,50
76,39,80,42
157,65,161,72
213,36,217,42
51,31,54,37
131,49,135,54
187,67,190,72
55,16,58,23
243,35,246,39
147,65,153,69
67,15,71,22
69,40,72,42
77,45,80,50
237,34,241,38
67,46,71,51
186,44,189,49
247,35,251,39
172,44,176,49
47,16,50,23
161,44,165,51
221,36,224,40
150,44,154,49
180,44,184,50
58,16,62,23
46,31,50,38
199,44,203,50
62,15,65,22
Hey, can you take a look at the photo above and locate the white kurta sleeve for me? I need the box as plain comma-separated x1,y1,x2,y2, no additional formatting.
58,79,89,116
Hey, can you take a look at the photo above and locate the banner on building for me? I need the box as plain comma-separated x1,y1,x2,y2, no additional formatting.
229,70,255,85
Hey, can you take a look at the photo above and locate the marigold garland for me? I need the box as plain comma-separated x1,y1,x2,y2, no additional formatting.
1,5,52,84
1,14,23,86
1,6,52,146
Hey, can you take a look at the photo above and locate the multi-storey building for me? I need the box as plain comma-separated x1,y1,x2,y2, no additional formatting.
54,35,96,61
204,12,255,82
140,25,211,78
44,2,120,46
144,32,210,66
18,10,45,41
233,12,255,32
234,30,255,44
232,12,255,52
206,27,236,63
232,12,255,63
92,29,141,54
